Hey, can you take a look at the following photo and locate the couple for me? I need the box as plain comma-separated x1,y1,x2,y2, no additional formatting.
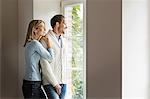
22,14,67,99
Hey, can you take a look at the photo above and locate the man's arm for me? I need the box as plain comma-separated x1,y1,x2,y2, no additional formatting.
40,59,58,87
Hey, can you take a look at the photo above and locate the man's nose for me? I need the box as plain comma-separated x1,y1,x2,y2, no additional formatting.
64,23,67,29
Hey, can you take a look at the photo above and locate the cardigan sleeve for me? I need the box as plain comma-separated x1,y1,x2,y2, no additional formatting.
40,39,58,87
40,58,58,87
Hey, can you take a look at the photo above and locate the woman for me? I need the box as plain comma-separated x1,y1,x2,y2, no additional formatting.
22,20,54,99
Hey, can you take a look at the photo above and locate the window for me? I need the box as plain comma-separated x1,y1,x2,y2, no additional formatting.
61,0,86,99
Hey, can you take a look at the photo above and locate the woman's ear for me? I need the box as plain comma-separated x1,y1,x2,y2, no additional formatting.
31,29,36,38
32,27,37,35
33,32,36,35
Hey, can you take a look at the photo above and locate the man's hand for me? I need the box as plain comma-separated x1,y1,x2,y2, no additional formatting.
54,84,62,95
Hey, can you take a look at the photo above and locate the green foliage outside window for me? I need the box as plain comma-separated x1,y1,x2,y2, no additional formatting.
71,4,84,99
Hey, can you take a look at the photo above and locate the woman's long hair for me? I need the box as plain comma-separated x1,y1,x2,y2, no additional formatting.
23,20,45,47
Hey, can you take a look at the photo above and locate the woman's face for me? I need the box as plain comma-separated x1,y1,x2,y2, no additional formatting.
34,22,46,37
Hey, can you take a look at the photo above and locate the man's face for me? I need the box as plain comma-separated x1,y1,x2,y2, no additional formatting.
58,18,67,34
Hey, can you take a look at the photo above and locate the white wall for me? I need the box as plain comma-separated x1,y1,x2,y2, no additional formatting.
123,0,149,99
33,0,61,31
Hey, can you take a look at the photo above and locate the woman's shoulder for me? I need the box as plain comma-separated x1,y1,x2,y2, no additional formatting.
32,39,39,43
30,39,40,45
26,40,41,47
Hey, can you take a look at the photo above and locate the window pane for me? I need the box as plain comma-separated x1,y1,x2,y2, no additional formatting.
72,70,84,99
64,3,85,99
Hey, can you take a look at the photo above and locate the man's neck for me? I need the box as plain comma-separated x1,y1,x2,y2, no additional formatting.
53,28,62,36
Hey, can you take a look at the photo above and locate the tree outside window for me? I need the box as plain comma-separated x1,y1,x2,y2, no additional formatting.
64,3,85,99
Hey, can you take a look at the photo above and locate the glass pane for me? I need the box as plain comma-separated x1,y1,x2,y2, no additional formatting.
64,3,85,99
72,70,84,99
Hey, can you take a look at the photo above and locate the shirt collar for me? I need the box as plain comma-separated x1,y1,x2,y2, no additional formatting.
54,33,61,39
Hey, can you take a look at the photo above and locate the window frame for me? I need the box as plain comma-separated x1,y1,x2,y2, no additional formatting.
61,0,86,99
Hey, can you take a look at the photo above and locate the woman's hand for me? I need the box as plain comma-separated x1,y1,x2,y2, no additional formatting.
41,33,52,48
54,84,62,95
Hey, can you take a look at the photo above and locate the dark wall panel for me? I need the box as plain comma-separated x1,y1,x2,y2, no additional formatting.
87,0,122,99
1,0,18,98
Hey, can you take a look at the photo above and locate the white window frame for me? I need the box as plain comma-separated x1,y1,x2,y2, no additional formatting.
61,0,86,99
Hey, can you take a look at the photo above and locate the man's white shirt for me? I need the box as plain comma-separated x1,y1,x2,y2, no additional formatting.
40,30,67,87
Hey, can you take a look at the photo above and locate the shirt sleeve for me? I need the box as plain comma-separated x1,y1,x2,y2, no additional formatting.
40,59,58,87
33,40,54,62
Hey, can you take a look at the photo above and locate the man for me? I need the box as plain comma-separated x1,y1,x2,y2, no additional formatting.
40,14,67,99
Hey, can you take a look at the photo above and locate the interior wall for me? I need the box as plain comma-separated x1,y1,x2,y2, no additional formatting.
123,0,149,99
33,0,61,31
18,0,33,98
1,0,19,98
86,0,121,99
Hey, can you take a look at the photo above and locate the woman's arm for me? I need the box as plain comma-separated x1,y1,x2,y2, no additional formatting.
34,40,54,62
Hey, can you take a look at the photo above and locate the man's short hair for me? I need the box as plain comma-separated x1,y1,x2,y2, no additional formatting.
50,14,65,28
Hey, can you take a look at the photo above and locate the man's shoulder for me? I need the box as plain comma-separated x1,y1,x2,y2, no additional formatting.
47,30,53,35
